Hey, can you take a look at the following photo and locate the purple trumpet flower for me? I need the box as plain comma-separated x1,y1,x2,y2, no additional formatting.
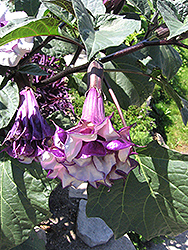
39,61,139,188
3,87,54,163
0,2,33,67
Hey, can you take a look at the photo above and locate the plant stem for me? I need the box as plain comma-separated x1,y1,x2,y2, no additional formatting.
103,77,127,127
99,38,177,63
39,38,187,85
18,36,55,67
68,46,83,66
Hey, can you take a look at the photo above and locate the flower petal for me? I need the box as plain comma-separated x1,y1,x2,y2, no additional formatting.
77,141,106,158
118,147,131,162
64,134,83,162
104,139,134,151
97,117,119,141
93,154,116,176
66,157,104,182
39,151,57,170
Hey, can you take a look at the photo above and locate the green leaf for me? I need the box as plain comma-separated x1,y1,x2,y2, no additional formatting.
157,0,188,39
0,80,19,129
0,153,56,249
179,97,188,126
173,0,188,22
15,0,41,17
41,0,74,25
87,141,188,240
72,0,141,59
11,230,45,250
139,45,182,80
128,0,151,18
41,0,75,16
157,77,188,125
81,0,106,17
102,45,155,109
39,37,77,57
0,17,61,47
47,110,75,130
18,64,49,76
68,75,87,95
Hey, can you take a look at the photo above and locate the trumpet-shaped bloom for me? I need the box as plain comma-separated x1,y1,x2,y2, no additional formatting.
3,87,54,163
0,2,33,67
40,61,139,188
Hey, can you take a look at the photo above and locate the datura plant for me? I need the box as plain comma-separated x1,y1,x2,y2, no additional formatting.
1,0,188,249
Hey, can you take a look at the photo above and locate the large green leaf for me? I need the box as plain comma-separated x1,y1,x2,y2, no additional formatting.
15,0,41,17
40,36,77,57
11,230,45,250
81,0,106,17
0,80,19,129
18,64,49,76
102,46,155,109
41,0,75,25
72,0,141,59
157,77,188,125
0,153,57,249
138,45,182,80
86,141,188,240
157,0,188,39
47,110,75,130
0,17,61,47
129,0,151,18
41,0,75,15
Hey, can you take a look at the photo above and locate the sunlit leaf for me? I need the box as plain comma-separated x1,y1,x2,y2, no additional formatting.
0,80,19,129
72,0,141,59
80,0,106,17
157,0,188,39
129,0,151,18
41,0,75,15
0,17,61,47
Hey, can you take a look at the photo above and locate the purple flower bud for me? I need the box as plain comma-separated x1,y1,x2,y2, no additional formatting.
40,61,139,188
3,87,54,163
0,2,33,67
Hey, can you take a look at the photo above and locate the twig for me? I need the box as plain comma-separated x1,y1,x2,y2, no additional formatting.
39,38,187,86
103,77,127,127
68,46,83,66
37,62,89,87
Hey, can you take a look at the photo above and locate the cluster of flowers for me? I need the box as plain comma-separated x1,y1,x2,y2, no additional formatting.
3,61,139,188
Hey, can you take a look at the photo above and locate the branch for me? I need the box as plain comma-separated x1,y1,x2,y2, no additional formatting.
99,38,177,63
18,36,55,67
37,62,89,87
38,38,184,86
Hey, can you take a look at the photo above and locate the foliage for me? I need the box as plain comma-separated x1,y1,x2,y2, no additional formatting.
0,0,188,249
87,141,188,240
